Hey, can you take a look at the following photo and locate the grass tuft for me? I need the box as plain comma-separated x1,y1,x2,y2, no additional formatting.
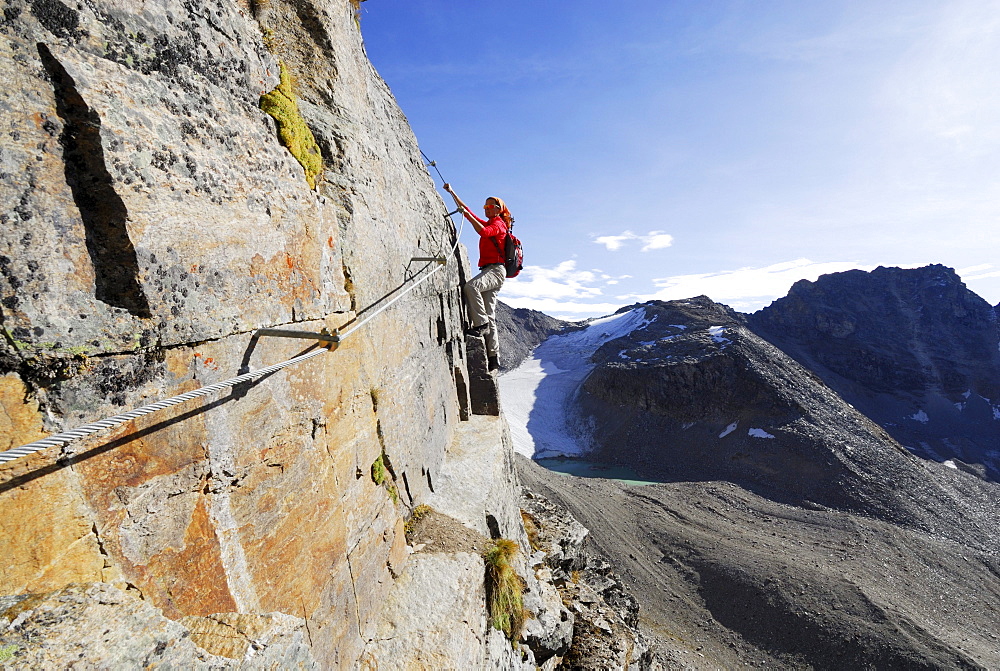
0,645,17,662
520,510,542,551
261,26,282,52
349,0,364,27
404,504,433,538
483,538,527,642
259,62,323,189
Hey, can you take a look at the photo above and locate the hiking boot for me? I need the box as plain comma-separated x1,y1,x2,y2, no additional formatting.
465,323,489,336
488,356,499,372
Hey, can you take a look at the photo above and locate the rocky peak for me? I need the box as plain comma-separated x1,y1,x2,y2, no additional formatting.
617,295,737,318
748,264,1000,478
495,301,572,372
591,297,744,369
753,264,999,394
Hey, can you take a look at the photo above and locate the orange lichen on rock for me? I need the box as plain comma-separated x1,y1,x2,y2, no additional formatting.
141,496,239,618
0,458,106,595
0,374,46,450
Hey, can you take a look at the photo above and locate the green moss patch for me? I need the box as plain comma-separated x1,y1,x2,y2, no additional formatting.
371,453,399,504
259,62,323,189
371,453,386,484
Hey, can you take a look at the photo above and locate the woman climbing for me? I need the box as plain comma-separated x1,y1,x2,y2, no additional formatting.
444,183,512,372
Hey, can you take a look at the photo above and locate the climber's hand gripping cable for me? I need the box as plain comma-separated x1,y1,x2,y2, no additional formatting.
443,183,486,235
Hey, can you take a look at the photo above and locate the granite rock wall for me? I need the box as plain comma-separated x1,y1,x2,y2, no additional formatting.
0,0,492,667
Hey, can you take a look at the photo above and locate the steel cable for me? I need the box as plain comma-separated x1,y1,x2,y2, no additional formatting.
0,348,328,464
1,152,465,465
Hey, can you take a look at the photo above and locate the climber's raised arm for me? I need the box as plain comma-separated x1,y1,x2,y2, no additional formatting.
444,183,487,232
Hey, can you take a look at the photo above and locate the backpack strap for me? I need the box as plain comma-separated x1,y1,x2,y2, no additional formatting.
489,222,509,261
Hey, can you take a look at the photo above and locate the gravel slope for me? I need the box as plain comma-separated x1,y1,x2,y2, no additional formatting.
518,456,1000,669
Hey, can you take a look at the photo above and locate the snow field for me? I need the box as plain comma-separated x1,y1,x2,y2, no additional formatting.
499,309,653,458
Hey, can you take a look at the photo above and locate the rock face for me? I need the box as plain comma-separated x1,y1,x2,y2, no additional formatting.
496,301,572,372
0,583,317,668
0,0,534,667
361,416,576,670
748,264,1000,479
466,332,500,415
361,551,493,670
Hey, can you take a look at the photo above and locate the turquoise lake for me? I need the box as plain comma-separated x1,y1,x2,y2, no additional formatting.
534,457,658,486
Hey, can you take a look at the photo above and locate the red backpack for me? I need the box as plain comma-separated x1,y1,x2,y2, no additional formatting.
493,224,523,279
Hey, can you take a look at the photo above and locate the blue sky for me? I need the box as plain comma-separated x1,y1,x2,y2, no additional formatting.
361,0,1000,319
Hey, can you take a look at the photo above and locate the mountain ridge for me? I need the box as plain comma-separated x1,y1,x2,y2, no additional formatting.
574,297,997,548
502,263,998,480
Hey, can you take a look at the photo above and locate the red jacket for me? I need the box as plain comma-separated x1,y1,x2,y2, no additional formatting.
465,211,507,268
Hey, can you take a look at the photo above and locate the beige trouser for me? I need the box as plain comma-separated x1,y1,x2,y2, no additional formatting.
464,263,506,358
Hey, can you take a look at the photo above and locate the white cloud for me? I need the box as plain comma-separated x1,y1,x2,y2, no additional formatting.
498,258,883,319
958,263,1000,281
599,272,632,286
498,296,622,321
499,260,603,301
593,231,638,251
640,231,674,251
965,270,1000,281
498,258,890,318
621,259,873,311
498,260,631,319
593,230,674,252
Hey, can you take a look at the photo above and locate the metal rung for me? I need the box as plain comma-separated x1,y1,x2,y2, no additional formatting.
410,256,447,265
256,328,340,343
